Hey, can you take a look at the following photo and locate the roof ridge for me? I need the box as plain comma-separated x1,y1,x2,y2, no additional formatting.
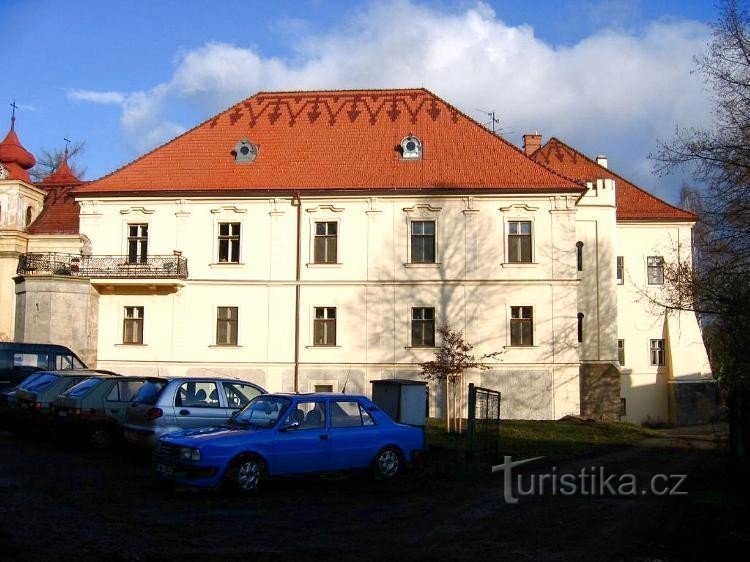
543,136,696,220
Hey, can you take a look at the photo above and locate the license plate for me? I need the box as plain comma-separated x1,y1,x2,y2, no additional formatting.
124,430,137,441
20,402,29,409
57,410,68,417
156,463,174,477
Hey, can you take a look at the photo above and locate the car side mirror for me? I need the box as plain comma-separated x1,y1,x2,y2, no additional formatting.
281,421,300,432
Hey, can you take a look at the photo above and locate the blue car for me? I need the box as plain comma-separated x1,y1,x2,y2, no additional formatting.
155,393,425,492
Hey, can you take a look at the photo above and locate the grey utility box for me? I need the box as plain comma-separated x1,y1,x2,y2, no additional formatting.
371,379,428,426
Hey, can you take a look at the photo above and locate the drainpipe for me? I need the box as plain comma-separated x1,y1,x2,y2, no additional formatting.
292,192,302,392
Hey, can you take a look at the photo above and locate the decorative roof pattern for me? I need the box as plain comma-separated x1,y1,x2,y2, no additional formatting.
77,88,582,195
530,138,696,222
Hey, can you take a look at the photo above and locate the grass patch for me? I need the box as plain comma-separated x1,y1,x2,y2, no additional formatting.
425,418,657,466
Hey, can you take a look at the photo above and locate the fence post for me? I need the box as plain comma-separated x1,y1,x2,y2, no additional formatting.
467,383,476,456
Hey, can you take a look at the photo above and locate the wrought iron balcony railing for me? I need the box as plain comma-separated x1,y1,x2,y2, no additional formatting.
17,252,188,279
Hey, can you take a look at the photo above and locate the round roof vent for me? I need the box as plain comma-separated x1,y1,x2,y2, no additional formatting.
233,139,258,163
400,136,422,160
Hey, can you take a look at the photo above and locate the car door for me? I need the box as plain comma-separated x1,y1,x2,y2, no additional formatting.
328,399,380,470
104,379,146,424
172,380,227,429
221,381,263,417
272,399,330,475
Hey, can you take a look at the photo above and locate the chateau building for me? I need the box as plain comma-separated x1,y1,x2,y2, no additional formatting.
2,88,716,424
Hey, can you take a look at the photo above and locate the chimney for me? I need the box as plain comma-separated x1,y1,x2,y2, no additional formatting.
522,133,542,156
596,155,608,169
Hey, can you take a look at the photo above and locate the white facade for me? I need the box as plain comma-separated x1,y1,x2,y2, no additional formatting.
615,222,712,424
78,193,586,419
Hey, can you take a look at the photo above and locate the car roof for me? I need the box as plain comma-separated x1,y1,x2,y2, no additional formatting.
35,370,117,377
272,392,369,399
0,342,78,353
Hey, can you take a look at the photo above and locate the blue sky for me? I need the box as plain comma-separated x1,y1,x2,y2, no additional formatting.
2,0,719,203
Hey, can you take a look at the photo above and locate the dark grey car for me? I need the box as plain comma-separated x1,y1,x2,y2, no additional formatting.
122,377,265,448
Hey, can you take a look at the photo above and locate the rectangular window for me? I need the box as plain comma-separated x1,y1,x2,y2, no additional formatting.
510,306,533,346
218,222,241,263
616,256,624,285
508,221,532,263
127,224,148,264
647,256,664,285
123,306,144,344
618,339,625,366
313,307,337,346
216,306,239,346
411,307,435,347
314,222,338,263
650,339,665,366
410,221,435,263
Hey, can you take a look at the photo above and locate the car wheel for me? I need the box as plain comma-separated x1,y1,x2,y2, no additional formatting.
228,456,265,493
89,426,113,450
373,446,402,480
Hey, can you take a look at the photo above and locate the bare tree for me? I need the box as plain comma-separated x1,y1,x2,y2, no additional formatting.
29,140,86,183
652,0,750,475
421,325,501,433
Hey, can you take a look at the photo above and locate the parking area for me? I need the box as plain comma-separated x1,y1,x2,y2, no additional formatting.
0,428,742,560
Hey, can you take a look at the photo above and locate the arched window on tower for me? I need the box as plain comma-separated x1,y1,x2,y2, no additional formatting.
577,312,584,343
25,206,33,226
576,241,584,271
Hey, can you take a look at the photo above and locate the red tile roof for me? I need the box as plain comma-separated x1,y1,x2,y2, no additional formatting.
0,126,36,183
29,181,82,235
77,89,582,196
530,138,696,222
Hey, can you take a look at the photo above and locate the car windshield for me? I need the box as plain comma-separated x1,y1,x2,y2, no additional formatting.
232,396,290,428
63,377,101,398
21,373,61,392
132,380,167,405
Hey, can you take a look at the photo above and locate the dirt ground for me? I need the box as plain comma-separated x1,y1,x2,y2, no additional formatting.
0,427,745,561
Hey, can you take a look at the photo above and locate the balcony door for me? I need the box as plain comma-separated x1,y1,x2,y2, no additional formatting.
127,224,148,265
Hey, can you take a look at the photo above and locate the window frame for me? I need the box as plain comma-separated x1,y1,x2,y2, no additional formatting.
576,241,584,272
217,222,241,264
411,306,436,348
618,339,625,366
409,220,437,264
647,256,664,285
216,306,239,346
649,339,665,366
616,256,624,285
506,220,533,264
126,223,149,265
509,306,534,347
123,306,144,345
313,307,337,347
313,221,338,264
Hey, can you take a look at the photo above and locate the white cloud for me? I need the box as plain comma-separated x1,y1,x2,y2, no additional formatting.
68,90,126,105
70,0,712,198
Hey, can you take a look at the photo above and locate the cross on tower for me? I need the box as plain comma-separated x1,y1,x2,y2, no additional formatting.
10,100,18,130
64,137,71,155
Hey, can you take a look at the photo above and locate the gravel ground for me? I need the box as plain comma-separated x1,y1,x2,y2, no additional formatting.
0,428,743,561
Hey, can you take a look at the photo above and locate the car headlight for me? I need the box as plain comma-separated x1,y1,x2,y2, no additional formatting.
179,447,201,461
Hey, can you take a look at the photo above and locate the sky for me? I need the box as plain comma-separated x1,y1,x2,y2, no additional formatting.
2,0,721,204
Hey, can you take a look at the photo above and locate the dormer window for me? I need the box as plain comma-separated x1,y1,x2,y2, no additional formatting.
233,139,258,163
400,136,422,160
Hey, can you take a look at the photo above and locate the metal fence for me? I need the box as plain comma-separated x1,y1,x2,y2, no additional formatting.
467,383,502,458
16,252,188,279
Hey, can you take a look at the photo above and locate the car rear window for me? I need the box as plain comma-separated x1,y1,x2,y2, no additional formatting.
64,377,101,398
22,373,61,392
132,380,167,405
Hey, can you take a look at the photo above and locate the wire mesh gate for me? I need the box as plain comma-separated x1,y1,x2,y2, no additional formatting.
467,383,501,459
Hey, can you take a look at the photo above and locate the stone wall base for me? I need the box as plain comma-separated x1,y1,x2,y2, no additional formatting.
580,362,621,419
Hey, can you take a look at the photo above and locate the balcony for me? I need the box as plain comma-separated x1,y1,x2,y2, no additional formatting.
17,252,189,280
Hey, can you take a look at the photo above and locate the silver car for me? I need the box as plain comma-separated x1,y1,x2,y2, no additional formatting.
123,377,266,447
